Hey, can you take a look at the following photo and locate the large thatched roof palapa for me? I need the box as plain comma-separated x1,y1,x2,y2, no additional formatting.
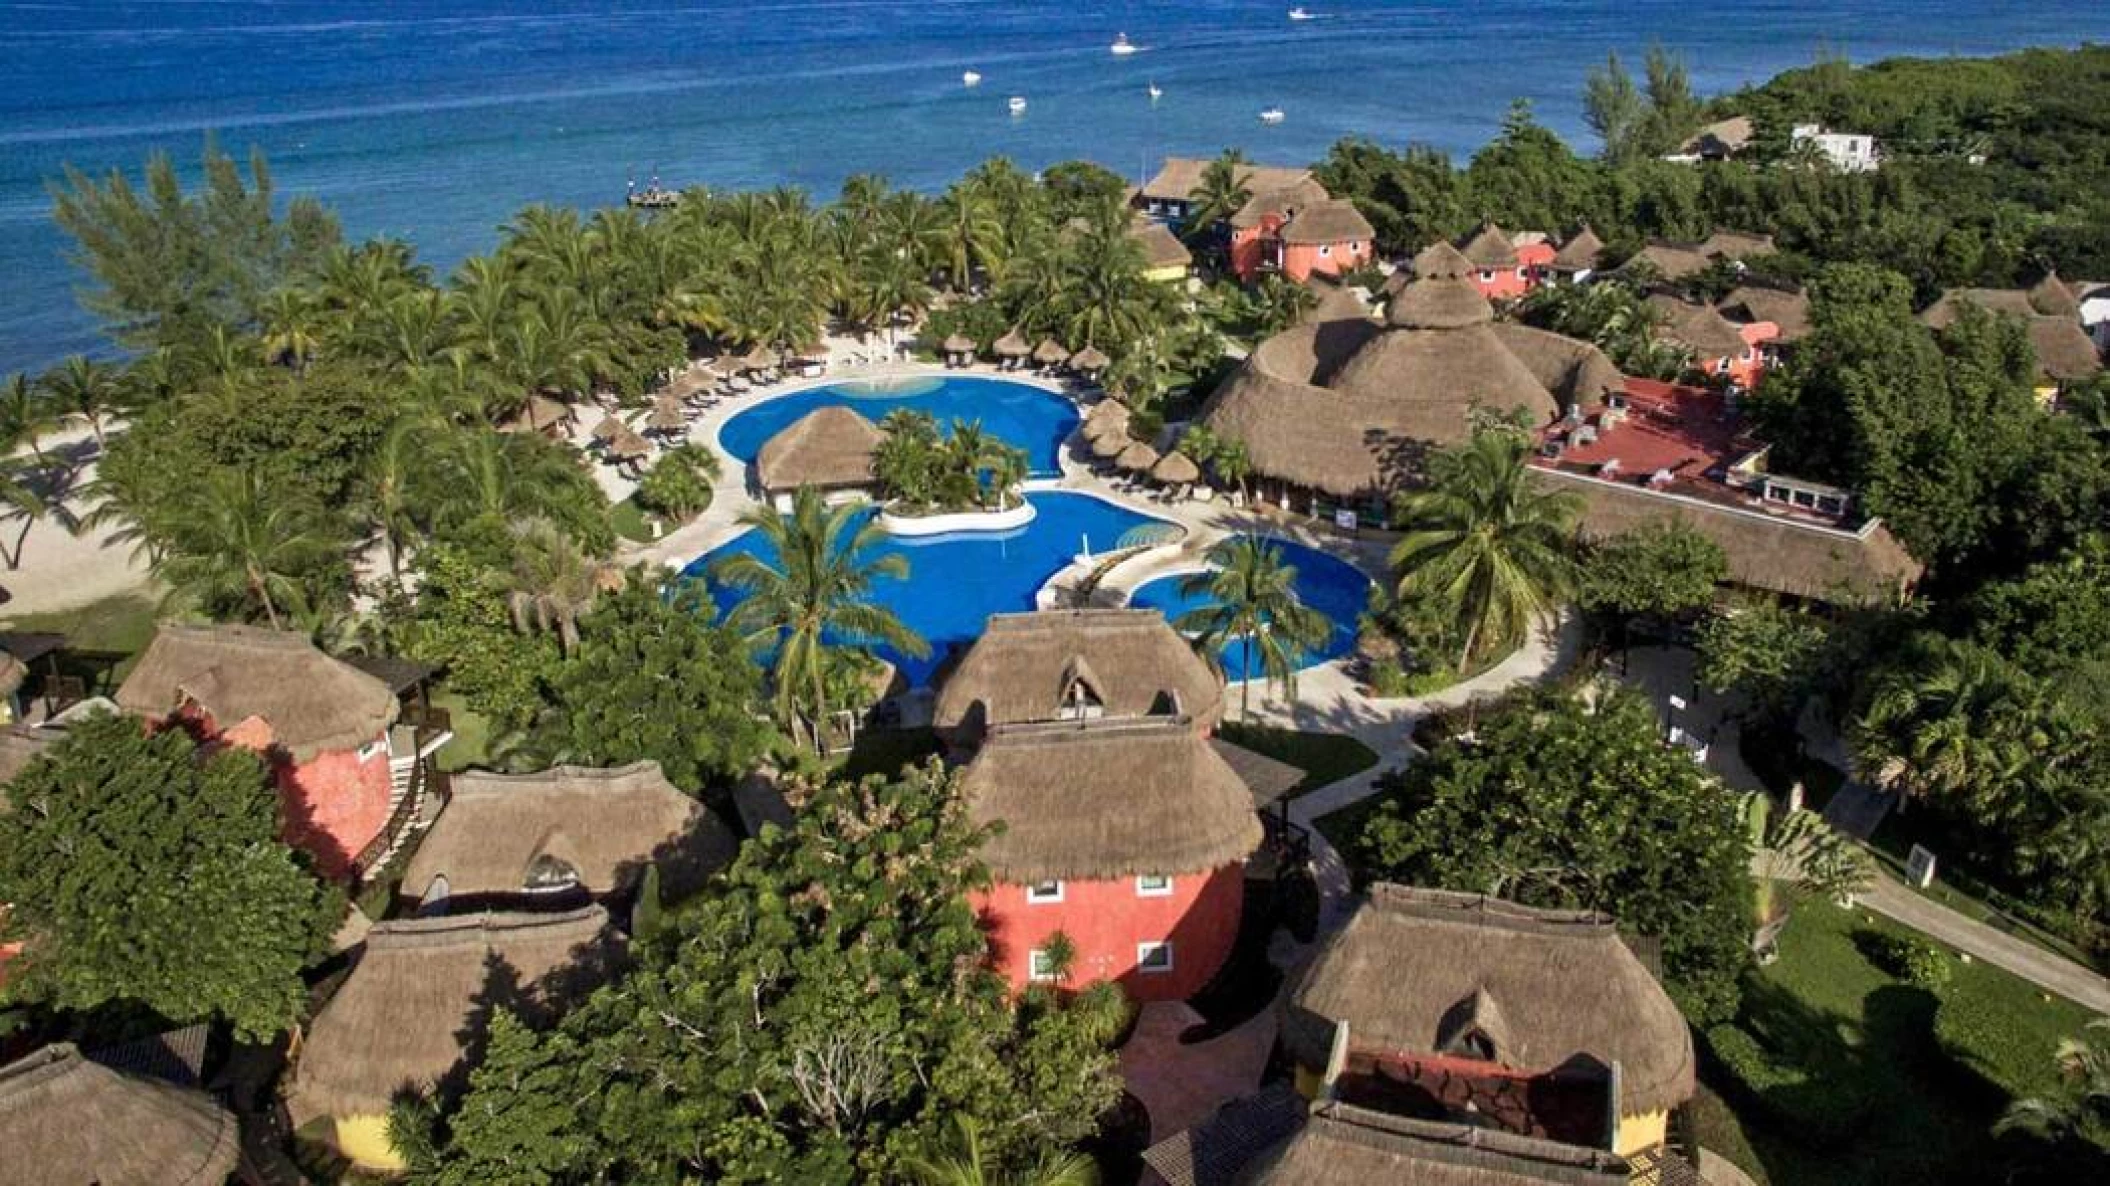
755,406,886,492
1139,158,1311,205
934,608,1224,736
959,717,1263,882
0,1043,240,1186
116,624,398,762
289,907,624,1122
1719,284,1811,342
401,761,735,900
1280,199,1375,245
1283,885,1695,1118
1242,1102,1631,1186
1457,222,1520,269
1920,287,2104,382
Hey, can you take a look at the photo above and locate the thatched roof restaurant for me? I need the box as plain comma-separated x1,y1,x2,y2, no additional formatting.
1199,276,1621,497
289,907,624,1124
400,761,735,903
958,717,1263,883
1284,886,1695,1145
934,609,1225,739
0,1043,240,1186
754,406,886,494
116,624,398,762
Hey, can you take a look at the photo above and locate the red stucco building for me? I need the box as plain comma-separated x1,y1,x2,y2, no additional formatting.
116,624,446,881
933,610,1295,1001
1227,179,1376,285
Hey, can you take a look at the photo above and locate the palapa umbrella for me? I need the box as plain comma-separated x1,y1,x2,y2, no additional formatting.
606,426,652,461
1084,399,1130,429
1114,441,1161,473
1150,450,1200,485
737,345,778,372
942,333,976,357
1032,338,1070,367
992,328,1031,358
1082,416,1128,445
1070,345,1110,373
1091,431,1131,460
646,399,686,433
590,415,625,443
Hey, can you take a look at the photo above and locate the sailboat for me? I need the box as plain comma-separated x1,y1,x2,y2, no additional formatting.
1289,7,1316,20
1008,96,1028,115
1147,82,1163,101
1110,32,1138,55
1259,107,1286,124
963,70,982,87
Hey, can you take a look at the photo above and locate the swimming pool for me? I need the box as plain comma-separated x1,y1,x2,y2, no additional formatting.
716,374,1081,478
1126,537,1372,678
684,491,1169,686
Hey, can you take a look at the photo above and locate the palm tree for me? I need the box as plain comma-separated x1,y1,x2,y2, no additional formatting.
0,457,45,570
1176,537,1332,721
38,355,126,450
1744,793,1874,956
711,486,929,750
258,288,324,372
905,1115,1098,1186
1390,430,1580,673
1997,1019,2110,1148
368,413,432,585
500,518,615,656
1183,149,1252,246
154,468,337,628
0,373,60,466
938,181,1006,290
1852,636,2032,807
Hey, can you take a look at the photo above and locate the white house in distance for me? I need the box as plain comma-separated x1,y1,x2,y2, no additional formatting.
1791,124,1880,172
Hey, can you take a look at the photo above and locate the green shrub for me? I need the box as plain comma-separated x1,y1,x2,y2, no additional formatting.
1703,1024,1876,1147
1857,930,1954,988
1368,660,1413,698
634,445,716,521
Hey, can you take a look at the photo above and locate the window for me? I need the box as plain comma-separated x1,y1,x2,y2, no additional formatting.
1136,875,1174,898
1478,269,1495,283
1515,266,1527,280
524,854,581,892
359,738,389,763
1318,244,1332,258
1026,880,1064,904
1136,941,1175,973
1028,949,1060,981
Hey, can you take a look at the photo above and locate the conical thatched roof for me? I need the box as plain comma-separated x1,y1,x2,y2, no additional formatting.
1151,450,1200,484
1085,399,1131,428
646,400,687,432
942,333,976,355
1241,1102,1631,1186
1413,240,1476,280
755,406,885,492
959,717,1262,882
1386,277,1494,330
500,394,574,435
1033,338,1071,365
590,415,624,442
1071,345,1111,371
1083,416,1127,445
1284,885,1696,1117
401,761,735,901
0,1044,240,1186
1458,222,1519,268
1114,441,1162,472
934,609,1224,737
735,345,779,371
1091,430,1132,459
993,328,1032,357
1646,294,1751,358
1548,224,1605,272
289,908,625,1122
116,624,398,763
606,426,652,461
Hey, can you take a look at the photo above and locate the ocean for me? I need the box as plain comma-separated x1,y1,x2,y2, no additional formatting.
0,0,2099,375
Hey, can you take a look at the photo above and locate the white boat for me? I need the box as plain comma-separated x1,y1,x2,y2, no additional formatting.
1259,107,1286,124
1110,32,1138,55
1147,83,1163,100
963,71,982,87
1289,7,1316,20
1008,96,1028,114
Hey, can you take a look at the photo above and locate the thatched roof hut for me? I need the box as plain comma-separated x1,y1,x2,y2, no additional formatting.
934,609,1224,738
1240,1102,1631,1186
1699,229,1776,260
1199,277,1622,497
590,415,624,442
1071,345,1112,373
1921,287,2104,382
1091,430,1132,459
755,406,886,494
1543,467,1922,604
400,761,735,902
992,328,1032,358
1284,885,1695,1121
1229,177,1334,229
1085,399,1131,429
1130,220,1194,271
1115,441,1162,473
1412,240,1476,280
942,333,977,356
499,395,574,435
1457,222,1520,269
289,907,624,1123
1646,294,1750,359
1718,284,1811,342
1151,450,1201,485
605,426,653,461
1620,240,1713,281
646,398,687,433
1140,158,1310,206
958,717,1263,882
116,624,397,762
0,1043,240,1186
1547,225,1605,274
1281,200,1376,246
1033,338,1072,366
735,345,779,372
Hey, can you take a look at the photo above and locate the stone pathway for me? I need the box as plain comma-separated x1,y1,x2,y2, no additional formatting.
1118,1001,1279,1143
1858,873,2110,1014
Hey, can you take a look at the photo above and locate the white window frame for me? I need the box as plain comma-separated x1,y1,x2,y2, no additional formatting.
1025,880,1064,905
1318,243,1332,258
1136,941,1175,974
1136,874,1174,898
358,738,388,763
1478,269,1496,283
1028,949,1060,981
1515,266,1528,280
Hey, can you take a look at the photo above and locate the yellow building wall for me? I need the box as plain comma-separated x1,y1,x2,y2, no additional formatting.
335,1113,408,1172
1614,1107,1670,1157
1143,263,1188,284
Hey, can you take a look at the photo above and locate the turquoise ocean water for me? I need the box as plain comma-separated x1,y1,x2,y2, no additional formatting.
0,0,2099,374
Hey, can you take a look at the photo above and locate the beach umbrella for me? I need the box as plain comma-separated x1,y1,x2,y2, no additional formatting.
647,399,686,433
1032,338,1070,366
1085,399,1131,429
1114,441,1161,473
942,333,976,356
1091,431,1131,460
606,427,652,461
992,328,1031,358
1070,345,1110,373
590,415,625,443
737,345,778,372
1150,450,1200,485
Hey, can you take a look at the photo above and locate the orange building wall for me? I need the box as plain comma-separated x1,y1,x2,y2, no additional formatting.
1281,238,1371,284
975,863,1244,1001
162,704,391,880
1468,265,1535,300
1230,223,1275,281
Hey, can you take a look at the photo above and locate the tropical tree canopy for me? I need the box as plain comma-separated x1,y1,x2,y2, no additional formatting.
1175,536,1331,721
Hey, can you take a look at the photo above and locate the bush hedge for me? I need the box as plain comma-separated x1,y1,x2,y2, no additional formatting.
1856,930,1955,988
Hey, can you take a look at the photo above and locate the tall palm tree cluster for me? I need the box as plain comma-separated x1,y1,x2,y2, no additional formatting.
871,410,1028,512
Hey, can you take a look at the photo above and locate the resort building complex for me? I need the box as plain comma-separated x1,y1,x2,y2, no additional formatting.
1920,270,2105,396
1136,157,1313,226
0,1042,240,1186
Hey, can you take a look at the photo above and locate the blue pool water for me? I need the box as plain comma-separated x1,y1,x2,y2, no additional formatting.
1127,537,1372,677
685,490,1167,685
717,375,1080,478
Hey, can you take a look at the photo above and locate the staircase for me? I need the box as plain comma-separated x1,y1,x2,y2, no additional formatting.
351,715,454,881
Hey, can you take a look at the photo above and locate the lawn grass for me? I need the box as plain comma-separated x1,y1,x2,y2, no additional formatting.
0,590,161,690
610,494,657,544
1214,721,1380,799
427,688,494,773
1712,898,2101,1186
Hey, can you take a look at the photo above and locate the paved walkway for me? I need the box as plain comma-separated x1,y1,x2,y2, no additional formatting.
1858,875,2110,1014
1118,1001,1278,1143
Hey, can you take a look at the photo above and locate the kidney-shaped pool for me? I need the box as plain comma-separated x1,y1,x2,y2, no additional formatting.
1125,537,1373,678
716,374,1081,478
